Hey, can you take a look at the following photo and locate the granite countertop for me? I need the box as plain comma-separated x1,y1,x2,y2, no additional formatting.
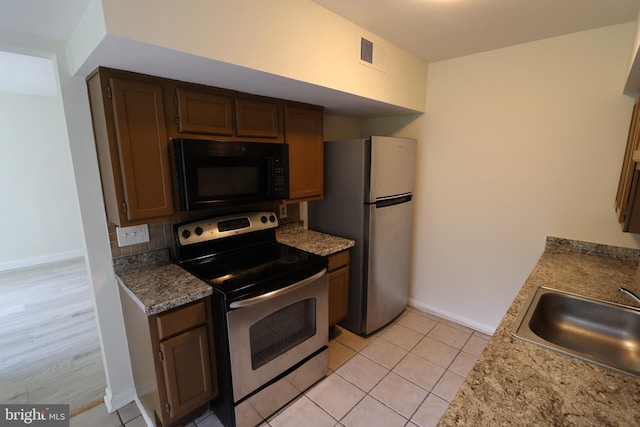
439,237,640,426
115,225,354,316
276,222,355,256
115,249,212,316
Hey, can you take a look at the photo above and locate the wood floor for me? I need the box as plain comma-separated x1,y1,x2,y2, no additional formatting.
0,258,106,410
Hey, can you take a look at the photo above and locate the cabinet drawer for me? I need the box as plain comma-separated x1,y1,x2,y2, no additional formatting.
156,300,207,340
328,250,350,272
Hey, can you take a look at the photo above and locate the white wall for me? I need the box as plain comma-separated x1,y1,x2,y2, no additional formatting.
0,32,135,411
0,68,84,270
54,46,136,412
624,8,640,93
70,0,427,114
365,23,640,333
324,114,363,140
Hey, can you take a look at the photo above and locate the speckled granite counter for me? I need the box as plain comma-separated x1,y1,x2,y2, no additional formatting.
115,249,212,315
439,237,640,426
276,222,355,256
115,224,353,316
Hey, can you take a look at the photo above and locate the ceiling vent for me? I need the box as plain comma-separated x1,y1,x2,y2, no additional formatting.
360,37,386,72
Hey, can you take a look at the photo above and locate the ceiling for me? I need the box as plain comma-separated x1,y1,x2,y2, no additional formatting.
1,0,640,115
2,0,640,62
0,0,91,42
312,0,640,62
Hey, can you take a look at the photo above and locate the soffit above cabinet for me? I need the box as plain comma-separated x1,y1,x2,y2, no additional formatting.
65,1,427,118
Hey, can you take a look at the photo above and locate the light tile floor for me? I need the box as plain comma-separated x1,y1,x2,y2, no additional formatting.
71,307,490,427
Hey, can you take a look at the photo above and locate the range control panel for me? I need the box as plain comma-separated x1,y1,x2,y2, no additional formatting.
176,211,279,246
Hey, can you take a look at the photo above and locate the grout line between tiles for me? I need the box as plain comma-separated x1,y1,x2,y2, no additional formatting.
97,307,485,427
321,311,483,426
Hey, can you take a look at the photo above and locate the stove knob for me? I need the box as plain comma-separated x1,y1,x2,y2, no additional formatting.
181,229,191,239
261,216,268,223
195,226,203,236
269,215,276,223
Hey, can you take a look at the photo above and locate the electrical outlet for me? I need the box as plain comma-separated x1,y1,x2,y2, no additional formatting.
279,204,287,219
116,224,150,247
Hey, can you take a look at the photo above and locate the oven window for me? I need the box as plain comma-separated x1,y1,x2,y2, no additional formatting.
249,298,316,370
197,166,260,197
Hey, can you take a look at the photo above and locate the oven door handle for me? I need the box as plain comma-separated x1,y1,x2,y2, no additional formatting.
229,269,327,309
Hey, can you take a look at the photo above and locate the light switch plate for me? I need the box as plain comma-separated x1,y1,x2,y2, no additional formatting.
116,224,150,247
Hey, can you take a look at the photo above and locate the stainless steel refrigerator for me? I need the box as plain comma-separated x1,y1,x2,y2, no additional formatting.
308,136,417,335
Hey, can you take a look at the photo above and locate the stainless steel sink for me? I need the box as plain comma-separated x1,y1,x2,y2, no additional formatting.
512,286,640,378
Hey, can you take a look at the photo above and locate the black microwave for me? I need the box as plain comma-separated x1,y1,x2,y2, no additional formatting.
173,138,289,211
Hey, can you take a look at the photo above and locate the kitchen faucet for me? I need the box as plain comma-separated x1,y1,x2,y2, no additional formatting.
618,287,640,305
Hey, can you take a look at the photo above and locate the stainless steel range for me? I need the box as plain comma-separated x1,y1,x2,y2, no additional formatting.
174,211,329,427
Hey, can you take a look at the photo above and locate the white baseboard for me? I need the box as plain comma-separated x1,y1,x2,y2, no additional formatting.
135,396,154,427
408,298,496,336
103,386,137,414
0,250,85,272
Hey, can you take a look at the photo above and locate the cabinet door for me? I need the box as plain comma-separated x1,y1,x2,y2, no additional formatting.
285,105,324,202
110,77,174,223
174,87,234,136
328,251,350,326
328,266,350,326
235,98,282,140
160,325,214,421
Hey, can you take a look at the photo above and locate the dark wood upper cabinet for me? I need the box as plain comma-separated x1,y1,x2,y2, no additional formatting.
173,87,234,136
285,104,324,202
87,67,324,225
235,98,283,141
87,68,175,226
616,96,640,233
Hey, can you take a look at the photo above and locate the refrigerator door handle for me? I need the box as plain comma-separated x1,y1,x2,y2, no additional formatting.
375,193,413,208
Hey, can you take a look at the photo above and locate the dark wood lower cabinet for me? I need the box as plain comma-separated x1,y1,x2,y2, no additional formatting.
160,326,214,420
328,250,350,326
119,291,217,426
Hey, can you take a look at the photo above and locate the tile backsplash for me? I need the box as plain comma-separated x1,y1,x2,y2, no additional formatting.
108,203,301,259
108,221,174,259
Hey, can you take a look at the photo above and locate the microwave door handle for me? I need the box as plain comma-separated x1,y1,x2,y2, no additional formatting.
229,269,327,309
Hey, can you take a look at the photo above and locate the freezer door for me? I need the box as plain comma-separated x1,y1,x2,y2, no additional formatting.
369,136,416,202
364,196,414,334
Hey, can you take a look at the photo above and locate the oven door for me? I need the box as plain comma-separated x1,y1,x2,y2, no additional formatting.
226,269,328,402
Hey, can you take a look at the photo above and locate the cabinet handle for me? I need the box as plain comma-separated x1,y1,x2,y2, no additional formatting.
165,402,170,413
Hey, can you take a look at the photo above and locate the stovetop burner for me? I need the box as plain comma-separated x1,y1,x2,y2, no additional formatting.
279,255,301,265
